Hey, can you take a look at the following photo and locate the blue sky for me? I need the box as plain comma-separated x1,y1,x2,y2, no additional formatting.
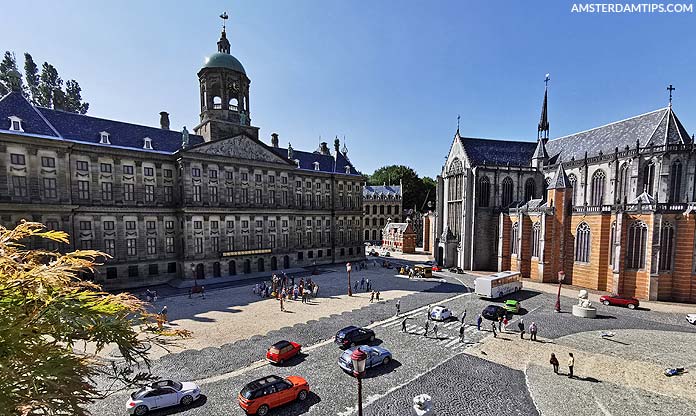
2,1,695,178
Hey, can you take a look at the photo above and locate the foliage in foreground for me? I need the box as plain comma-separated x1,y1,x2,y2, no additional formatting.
0,222,190,416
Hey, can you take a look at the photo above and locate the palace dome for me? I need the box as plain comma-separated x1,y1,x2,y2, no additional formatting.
202,52,246,74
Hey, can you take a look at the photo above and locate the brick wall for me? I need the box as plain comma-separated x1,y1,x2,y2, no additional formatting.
671,215,696,302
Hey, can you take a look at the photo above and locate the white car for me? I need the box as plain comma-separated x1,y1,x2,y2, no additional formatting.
429,305,453,321
126,380,201,415
687,314,696,325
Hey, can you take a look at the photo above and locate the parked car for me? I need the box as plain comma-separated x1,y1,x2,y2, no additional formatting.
238,375,309,416
126,380,201,415
481,305,508,321
429,305,453,321
338,345,392,373
599,294,640,309
369,250,379,257
382,251,391,257
686,313,696,325
504,299,520,314
266,340,301,364
335,326,376,348
432,264,442,272
449,267,464,274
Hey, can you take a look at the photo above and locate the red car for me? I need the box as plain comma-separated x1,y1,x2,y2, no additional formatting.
432,264,442,272
266,340,301,364
599,294,639,309
238,375,309,416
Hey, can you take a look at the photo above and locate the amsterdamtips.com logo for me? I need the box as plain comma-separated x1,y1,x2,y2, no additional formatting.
571,2,693,13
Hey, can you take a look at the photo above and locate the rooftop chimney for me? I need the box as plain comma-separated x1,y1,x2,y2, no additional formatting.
320,142,329,155
160,112,170,130
271,132,279,148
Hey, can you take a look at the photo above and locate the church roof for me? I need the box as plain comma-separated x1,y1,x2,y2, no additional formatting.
0,91,205,153
458,136,537,167
363,185,401,198
545,107,691,163
270,146,361,175
548,163,571,189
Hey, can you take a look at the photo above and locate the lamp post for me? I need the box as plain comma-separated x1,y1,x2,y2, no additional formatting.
347,262,353,296
555,270,565,313
351,347,367,416
190,263,197,286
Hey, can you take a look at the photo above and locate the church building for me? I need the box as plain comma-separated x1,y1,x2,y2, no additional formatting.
435,81,696,302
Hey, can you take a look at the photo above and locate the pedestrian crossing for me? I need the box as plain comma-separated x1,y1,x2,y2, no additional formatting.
387,321,485,352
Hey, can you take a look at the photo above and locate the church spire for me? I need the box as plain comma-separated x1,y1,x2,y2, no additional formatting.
538,74,550,142
217,12,231,54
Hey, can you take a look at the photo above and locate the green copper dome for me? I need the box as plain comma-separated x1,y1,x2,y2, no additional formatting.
203,53,246,74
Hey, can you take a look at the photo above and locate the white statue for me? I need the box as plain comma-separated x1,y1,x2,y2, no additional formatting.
578,289,592,308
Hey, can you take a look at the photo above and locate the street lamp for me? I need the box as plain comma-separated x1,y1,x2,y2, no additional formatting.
190,263,197,287
346,262,353,296
351,347,367,416
555,270,565,313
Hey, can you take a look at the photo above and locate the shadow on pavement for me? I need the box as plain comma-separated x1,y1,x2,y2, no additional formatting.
594,314,617,320
282,391,321,415
148,394,208,415
601,337,630,345
574,376,601,383
363,358,402,379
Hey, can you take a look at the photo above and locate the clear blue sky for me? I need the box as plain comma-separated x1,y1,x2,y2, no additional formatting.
2,1,694,178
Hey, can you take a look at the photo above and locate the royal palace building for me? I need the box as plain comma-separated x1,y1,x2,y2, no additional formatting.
362,184,402,244
435,82,696,302
0,24,364,289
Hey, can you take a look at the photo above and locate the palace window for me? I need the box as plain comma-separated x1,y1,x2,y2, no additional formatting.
501,177,514,207
99,131,110,144
76,160,89,171
126,238,137,256
124,183,134,201
8,116,23,131
123,165,134,175
10,153,25,165
193,221,203,229
77,180,90,200
164,169,173,178
659,222,675,271
241,172,248,181
524,178,536,201
643,161,655,196
626,221,648,269
209,186,218,203
227,187,234,203
590,170,605,205
104,239,115,257
191,167,201,177
101,163,112,173
103,221,115,231
145,185,154,202
270,190,276,204
269,234,276,248
41,156,55,168
143,137,153,150
164,186,173,202
143,167,154,177
669,161,682,203
478,176,490,207
43,178,57,198
125,221,136,230
574,222,591,263
242,235,250,250
195,237,203,254
211,236,219,252
193,185,201,202
255,189,262,204
209,169,218,179
510,222,519,255
146,238,157,255
531,222,541,258
241,188,248,204
101,182,113,200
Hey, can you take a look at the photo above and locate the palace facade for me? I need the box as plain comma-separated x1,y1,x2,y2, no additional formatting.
362,184,402,244
435,83,696,302
0,24,364,289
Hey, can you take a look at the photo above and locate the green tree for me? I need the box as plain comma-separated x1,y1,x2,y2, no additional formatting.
420,176,437,211
0,51,23,96
368,165,429,212
64,79,89,114
37,62,62,108
23,53,40,104
0,221,190,416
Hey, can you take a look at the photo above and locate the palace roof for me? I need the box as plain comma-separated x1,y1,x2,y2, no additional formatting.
363,185,401,198
270,146,360,175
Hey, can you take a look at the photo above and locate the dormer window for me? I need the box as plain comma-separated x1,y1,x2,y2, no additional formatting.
294,159,300,168
99,131,111,144
345,165,351,174
8,116,23,132
143,137,153,150
313,161,320,171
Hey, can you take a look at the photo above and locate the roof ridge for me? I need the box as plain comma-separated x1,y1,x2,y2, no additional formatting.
29,100,62,138
459,136,536,145
645,107,669,146
548,107,668,142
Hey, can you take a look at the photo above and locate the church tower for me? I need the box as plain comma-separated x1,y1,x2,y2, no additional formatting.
532,74,550,169
194,13,259,142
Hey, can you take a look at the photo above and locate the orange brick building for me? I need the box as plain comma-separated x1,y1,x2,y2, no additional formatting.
382,219,417,254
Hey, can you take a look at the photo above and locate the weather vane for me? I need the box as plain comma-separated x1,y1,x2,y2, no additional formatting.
667,84,675,106
220,12,229,31
544,73,550,87
457,114,460,131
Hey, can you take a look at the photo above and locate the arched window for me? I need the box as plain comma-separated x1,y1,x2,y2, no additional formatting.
510,222,519,255
372,229,377,241
575,222,591,263
213,96,222,110
524,178,536,201
590,170,605,205
609,221,616,267
643,161,655,196
213,262,221,277
478,176,490,207
502,177,514,207
618,163,630,203
364,229,370,240
531,222,541,258
257,258,265,272
626,221,648,269
568,174,577,206
669,161,682,203
659,222,675,271
229,97,239,111
228,260,236,276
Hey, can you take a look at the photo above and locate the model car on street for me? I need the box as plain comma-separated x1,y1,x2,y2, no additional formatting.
335,326,376,348
429,305,453,321
338,345,393,373
504,299,520,313
686,313,696,325
431,264,442,272
238,375,309,416
266,340,301,364
449,267,464,274
482,305,508,321
126,380,201,415
599,294,640,309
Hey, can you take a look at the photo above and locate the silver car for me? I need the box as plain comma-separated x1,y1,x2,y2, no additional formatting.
126,380,201,415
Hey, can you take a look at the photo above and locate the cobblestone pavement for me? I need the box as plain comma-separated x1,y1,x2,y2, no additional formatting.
87,269,696,415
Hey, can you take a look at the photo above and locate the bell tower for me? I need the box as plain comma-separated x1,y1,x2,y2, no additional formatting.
194,12,259,142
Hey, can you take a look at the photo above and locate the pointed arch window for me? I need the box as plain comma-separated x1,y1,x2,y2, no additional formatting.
626,221,648,269
643,161,655,196
574,222,591,263
531,222,541,258
478,176,490,207
568,174,577,206
590,170,605,206
524,178,536,201
659,222,675,271
510,222,519,255
618,163,630,203
502,177,514,207
669,161,682,203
